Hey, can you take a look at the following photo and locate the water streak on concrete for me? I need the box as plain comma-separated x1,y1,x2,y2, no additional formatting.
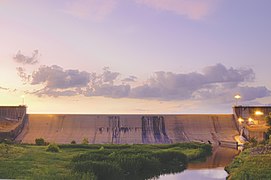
16,114,239,144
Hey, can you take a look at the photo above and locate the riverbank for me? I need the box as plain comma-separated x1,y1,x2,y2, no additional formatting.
225,144,271,179
0,142,211,179
157,146,239,180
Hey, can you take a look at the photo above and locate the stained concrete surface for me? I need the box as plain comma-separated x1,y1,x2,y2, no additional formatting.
16,114,239,144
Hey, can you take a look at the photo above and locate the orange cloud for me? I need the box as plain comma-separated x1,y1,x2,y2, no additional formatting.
135,0,218,20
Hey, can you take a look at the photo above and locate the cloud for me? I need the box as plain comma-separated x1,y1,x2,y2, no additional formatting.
130,64,257,100
86,84,131,98
61,0,219,21
17,63,271,103
100,67,120,84
135,0,218,20
0,86,9,91
203,63,254,84
16,67,31,83
32,88,79,97
130,71,205,99
63,0,118,21
86,67,131,98
191,85,271,103
122,75,137,83
31,65,90,89
24,65,130,97
13,50,39,65
237,86,271,101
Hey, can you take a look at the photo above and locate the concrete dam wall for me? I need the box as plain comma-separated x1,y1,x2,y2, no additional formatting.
0,106,27,141
16,114,239,144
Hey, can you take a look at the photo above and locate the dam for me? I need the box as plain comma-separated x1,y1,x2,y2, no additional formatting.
2,105,270,145
0,106,27,141
15,114,239,144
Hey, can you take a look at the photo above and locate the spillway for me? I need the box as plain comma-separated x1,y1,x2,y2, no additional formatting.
16,114,239,144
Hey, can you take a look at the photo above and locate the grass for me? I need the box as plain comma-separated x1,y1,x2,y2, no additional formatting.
225,144,271,180
0,142,211,180
0,145,89,179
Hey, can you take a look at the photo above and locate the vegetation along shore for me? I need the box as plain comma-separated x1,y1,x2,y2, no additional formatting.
0,142,211,180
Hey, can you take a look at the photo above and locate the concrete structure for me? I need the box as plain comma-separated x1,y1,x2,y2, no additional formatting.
233,106,270,141
2,105,270,145
16,114,239,145
0,106,27,141
0,106,26,122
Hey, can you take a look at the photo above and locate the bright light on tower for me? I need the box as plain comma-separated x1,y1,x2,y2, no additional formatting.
238,117,244,123
234,94,241,106
255,111,264,116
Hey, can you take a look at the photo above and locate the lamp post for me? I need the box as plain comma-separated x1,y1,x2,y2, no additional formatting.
21,95,25,105
234,94,241,106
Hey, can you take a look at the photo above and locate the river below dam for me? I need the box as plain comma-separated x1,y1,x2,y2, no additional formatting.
155,146,239,180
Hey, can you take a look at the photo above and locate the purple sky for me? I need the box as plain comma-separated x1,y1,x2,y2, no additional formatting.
1,0,271,113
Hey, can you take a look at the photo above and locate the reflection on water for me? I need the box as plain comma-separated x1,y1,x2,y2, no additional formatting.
156,147,239,180
158,167,227,180
188,147,239,169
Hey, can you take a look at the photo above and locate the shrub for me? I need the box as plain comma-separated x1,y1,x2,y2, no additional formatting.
46,143,60,153
71,140,76,144
114,154,160,176
82,138,89,144
72,161,124,180
73,152,111,162
243,142,252,149
248,137,258,148
59,144,101,149
0,144,25,159
1,139,14,144
154,150,187,167
35,138,45,146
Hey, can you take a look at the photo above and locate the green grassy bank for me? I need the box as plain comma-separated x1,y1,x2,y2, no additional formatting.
0,142,211,180
225,144,271,180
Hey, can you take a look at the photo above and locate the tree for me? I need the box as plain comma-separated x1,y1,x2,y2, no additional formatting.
35,138,45,146
46,143,60,152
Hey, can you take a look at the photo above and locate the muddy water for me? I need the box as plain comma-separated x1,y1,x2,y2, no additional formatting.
157,147,239,180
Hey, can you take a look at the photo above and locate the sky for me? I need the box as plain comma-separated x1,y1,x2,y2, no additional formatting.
1,0,271,114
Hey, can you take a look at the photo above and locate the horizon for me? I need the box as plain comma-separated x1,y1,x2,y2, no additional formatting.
2,104,268,115
1,0,271,114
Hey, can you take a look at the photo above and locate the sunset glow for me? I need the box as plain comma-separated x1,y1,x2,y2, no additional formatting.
1,0,271,113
